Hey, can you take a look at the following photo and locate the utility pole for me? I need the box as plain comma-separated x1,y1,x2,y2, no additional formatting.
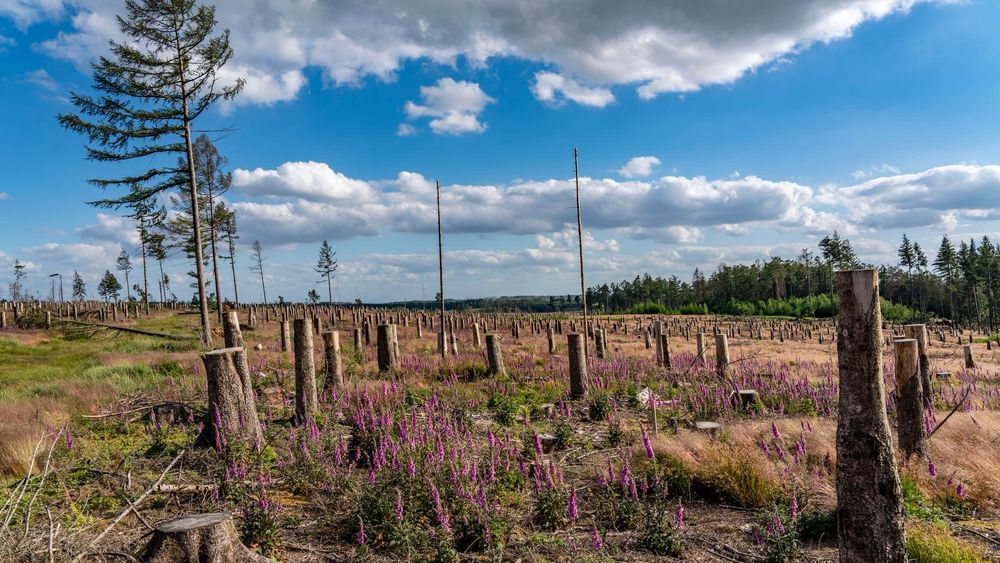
574,148,588,356
436,180,446,358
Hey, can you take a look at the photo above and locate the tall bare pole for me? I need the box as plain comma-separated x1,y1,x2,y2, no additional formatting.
574,148,588,355
436,180,446,358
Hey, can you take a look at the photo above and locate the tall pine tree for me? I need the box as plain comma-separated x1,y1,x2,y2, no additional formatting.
58,0,243,345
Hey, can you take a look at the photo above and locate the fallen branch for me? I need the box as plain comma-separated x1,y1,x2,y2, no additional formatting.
929,387,972,438
72,450,185,563
58,319,194,341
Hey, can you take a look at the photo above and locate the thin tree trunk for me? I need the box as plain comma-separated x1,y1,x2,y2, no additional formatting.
229,248,239,309
574,148,588,356
176,26,211,346
436,180,446,359
141,230,150,316
208,190,223,324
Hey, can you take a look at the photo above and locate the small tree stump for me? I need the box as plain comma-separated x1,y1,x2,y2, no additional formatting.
139,513,267,562
715,333,730,375
486,334,506,377
568,333,587,399
659,333,672,369
963,344,976,369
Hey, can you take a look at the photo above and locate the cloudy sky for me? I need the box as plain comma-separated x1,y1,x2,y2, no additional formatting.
2,0,1000,303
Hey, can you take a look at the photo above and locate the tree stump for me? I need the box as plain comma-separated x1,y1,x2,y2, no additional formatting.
486,334,506,377
196,347,261,453
568,333,587,399
547,326,556,354
322,330,343,390
659,333,672,369
594,329,606,359
714,333,730,375
376,324,397,372
695,333,706,366
835,269,906,562
904,324,931,406
279,320,290,352
963,344,976,369
293,319,317,424
139,513,267,562
473,323,482,349
894,338,927,462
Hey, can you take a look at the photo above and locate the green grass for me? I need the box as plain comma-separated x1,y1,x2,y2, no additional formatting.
907,521,985,562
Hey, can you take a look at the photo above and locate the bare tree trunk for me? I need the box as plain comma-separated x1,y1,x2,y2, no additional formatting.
574,148,588,356
835,269,906,562
140,230,150,316
436,180,446,359
208,190,224,324
181,96,212,346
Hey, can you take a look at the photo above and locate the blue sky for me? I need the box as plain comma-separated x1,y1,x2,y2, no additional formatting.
2,0,1000,303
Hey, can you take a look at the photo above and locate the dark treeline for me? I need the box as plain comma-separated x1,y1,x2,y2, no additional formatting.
586,232,1000,327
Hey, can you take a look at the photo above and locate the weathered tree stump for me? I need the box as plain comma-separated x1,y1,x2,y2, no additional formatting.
138,512,267,562
594,329,606,359
714,333,730,375
472,323,482,349
568,333,587,399
376,324,397,372
547,326,556,354
221,312,262,449
695,333,706,366
293,319,317,424
322,330,343,389
963,344,976,369
196,347,261,452
835,269,906,562
894,338,927,462
279,320,290,352
486,334,506,377
904,324,931,405
659,333,672,369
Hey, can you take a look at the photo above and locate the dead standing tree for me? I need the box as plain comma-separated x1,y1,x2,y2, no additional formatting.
436,180,447,358
574,148,588,356
835,269,906,561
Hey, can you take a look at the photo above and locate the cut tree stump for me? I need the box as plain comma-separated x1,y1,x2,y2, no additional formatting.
138,512,268,562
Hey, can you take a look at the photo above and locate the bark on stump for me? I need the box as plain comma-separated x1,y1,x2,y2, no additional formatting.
279,320,290,352
659,333,672,369
904,324,931,406
835,269,906,562
894,338,927,463
293,319,318,424
376,324,397,372
594,329,606,359
221,312,262,449
714,333,730,375
568,333,588,399
963,344,976,369
196,347,261,452
322,331,344,390
138,512,267,563
486,334,506,377
695,333,706,366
